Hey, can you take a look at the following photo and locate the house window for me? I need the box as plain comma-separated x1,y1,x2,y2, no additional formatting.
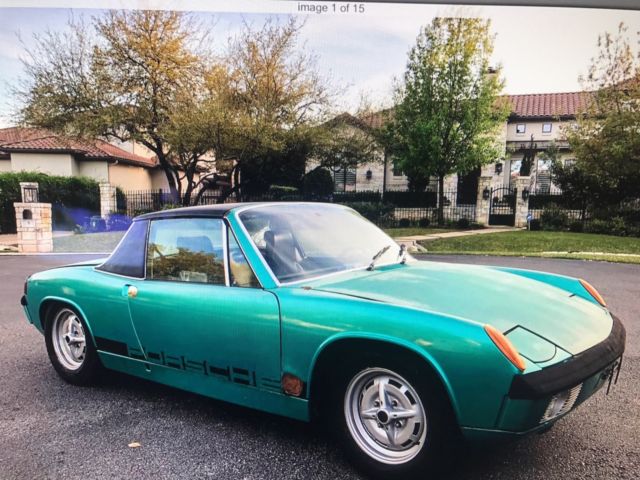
564,158,576,168
542,123,552,134
516,123,526,134
333,167,356,191
392,159,403,177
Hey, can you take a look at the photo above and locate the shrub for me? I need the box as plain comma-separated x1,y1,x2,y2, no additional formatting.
418,217,430,228
609,216,628,237
398,218,412,228
268,185,300,200
529,218,542,231
456,218,470,229
568,220,584,233
301,167,333,199
341,201,394,225
540,206,569,231
0,172,100,233
584,219,610,235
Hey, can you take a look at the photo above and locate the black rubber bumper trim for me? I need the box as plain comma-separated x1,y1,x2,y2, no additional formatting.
20,295,28,307
509,314,626,399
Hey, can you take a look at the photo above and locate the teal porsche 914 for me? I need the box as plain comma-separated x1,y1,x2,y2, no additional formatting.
20,202,625,478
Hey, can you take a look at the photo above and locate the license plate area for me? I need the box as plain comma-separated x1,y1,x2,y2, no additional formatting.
601,356,623,395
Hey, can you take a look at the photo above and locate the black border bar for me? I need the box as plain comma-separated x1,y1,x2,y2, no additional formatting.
298,1,640,10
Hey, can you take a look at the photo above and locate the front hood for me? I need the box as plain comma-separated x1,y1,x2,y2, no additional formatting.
306,261,612,355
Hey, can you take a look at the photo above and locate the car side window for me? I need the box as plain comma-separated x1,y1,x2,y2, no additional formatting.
97,220,148,278
227,227,260,288
146,218,225,285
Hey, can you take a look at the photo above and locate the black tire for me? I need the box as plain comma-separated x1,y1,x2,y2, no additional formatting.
44,304,102,385
328,355,458,479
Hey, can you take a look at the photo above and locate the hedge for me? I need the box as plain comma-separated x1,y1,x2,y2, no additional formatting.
0,172,100,233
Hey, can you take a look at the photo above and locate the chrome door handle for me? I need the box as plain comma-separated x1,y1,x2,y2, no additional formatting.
127,285,138,298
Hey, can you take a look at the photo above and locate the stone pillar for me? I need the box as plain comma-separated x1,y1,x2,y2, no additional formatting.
475,176,492,226
514,176,531,228
14,202,53,253
99,182,117,218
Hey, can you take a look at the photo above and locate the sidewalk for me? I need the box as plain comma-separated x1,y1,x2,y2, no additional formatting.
394,227,521,253
0,231,74,252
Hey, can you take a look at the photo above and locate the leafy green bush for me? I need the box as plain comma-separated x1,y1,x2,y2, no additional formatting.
0,172,100,233
584,219,610,235
568,220,584,233
267,185,300,200
398,218,412,228
529,218,542,231
456,218,470,229
342,201,394,225
540,206,569,231
418,217,430,228
301,167,333,199
609,216,628,237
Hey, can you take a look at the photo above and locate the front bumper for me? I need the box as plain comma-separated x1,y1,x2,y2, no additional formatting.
469,315,625,437
509,315,625,400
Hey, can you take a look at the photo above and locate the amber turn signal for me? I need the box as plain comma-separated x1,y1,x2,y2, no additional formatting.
282,373,304,397
484,324,526,372
579,279,607,307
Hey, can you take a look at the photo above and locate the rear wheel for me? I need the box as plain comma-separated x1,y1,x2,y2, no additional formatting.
45,305,102,385
330,358,457,479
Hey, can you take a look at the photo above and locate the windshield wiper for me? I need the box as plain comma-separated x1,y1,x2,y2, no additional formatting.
398,244,408,264
367,245,392,271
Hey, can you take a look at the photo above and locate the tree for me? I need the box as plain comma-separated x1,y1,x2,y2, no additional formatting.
18,11,206,204
544,142,598,221
384,17,509,224
213,18,330,202
566,22,640,203
16,13,330,205
312,113,380,191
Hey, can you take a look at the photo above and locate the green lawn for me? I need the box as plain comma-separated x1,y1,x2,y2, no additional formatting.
384,227,454,237
422,231,640,264
53,231,125,253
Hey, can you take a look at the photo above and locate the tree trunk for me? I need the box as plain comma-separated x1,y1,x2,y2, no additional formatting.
437,174,445,226
156,152,179,203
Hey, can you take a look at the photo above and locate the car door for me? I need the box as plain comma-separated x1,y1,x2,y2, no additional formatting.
124,216,282,395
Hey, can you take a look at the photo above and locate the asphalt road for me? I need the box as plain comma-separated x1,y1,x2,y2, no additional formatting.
1,254,638,480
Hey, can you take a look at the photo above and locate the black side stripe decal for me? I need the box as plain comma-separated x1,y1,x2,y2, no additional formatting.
95,336,128,357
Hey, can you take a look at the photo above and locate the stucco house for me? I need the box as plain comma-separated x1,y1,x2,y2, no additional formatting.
321,91,590,194
0,127,167,191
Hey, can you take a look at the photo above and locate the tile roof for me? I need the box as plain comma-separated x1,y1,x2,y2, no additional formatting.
0,127,157,168
507,92,591,118
346,92,592,128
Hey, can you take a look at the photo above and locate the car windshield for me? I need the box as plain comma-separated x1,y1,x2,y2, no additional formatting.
238,204,404,283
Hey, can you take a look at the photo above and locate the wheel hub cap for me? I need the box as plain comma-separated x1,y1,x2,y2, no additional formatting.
344,368,427,465
51,309,86,371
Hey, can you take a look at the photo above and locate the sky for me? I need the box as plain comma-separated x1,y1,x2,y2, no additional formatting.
0,1,639,127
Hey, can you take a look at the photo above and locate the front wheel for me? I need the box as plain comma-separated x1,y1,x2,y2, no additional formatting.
45,305,102,385
336,363,456,479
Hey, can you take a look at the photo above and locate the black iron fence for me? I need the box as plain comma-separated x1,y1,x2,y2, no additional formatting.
527,187,640,236
120,187,477,227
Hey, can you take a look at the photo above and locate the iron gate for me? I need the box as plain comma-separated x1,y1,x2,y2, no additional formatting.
489,186,516,226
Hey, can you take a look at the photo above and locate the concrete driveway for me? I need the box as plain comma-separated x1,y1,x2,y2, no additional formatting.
0,254,638,480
